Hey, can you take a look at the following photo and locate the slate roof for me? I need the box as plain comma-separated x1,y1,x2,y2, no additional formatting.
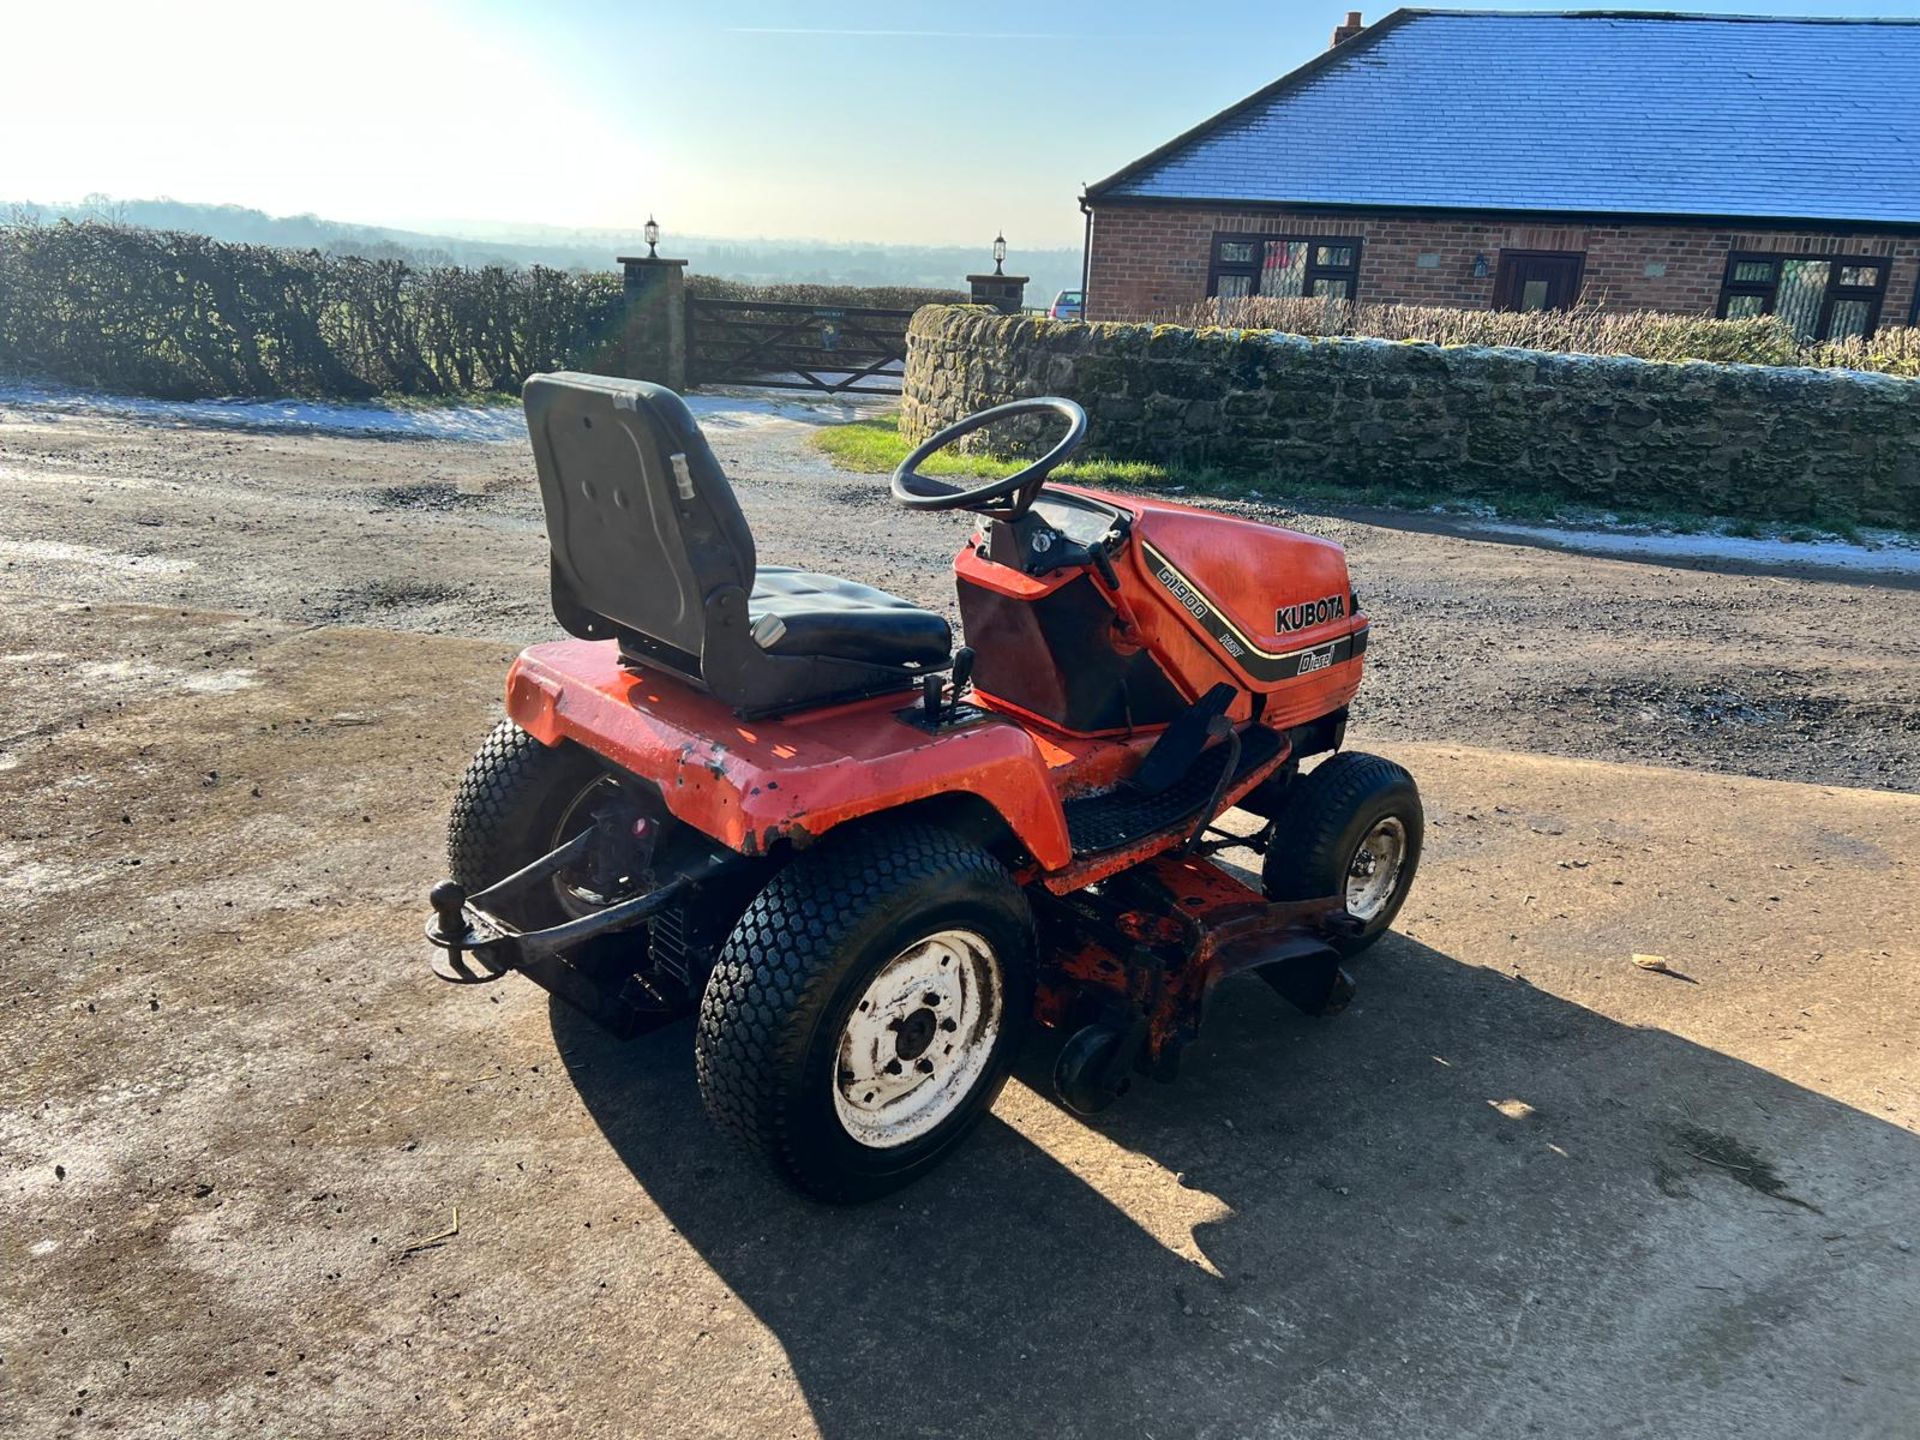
1087,11,1920,226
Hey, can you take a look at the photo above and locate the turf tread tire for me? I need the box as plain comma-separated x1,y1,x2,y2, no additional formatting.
696,823,1032,1202
447,720,607,911
1262,750,1423,956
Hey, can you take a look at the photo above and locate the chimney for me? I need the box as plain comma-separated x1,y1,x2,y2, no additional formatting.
1331,11,1364,47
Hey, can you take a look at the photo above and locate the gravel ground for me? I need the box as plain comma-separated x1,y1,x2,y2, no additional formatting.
3,391,1917,1439
2,600,1913,1440
0,393,1913,792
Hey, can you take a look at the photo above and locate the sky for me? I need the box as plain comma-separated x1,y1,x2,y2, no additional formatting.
4,0,1917,251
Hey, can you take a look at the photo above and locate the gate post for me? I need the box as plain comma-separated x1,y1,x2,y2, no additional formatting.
968,272,1029,314
615,253,689,390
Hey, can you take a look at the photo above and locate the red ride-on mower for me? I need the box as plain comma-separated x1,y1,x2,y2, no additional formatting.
427,373,1422,1201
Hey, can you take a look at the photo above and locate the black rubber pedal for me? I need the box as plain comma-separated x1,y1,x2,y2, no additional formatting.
1131,683,1236,797
1064,724,1282,858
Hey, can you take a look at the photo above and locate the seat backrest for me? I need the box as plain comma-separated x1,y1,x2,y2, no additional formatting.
523,373,755,668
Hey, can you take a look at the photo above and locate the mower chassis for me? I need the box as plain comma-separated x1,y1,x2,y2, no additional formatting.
424,804,1358,1091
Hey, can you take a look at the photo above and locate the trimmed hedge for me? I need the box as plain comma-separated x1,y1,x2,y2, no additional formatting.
0,221,964,400
1184,294,1920,377
0,221,626,398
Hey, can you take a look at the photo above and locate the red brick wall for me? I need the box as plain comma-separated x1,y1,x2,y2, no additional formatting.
1084,204,1920,330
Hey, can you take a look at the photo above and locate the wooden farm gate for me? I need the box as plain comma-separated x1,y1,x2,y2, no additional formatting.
687,298,913,394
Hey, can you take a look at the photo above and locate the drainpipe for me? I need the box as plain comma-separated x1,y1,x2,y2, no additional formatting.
1079,196,1093,316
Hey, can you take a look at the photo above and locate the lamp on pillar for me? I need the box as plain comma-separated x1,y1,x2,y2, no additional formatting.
616,224,689,389
969,232,1029,315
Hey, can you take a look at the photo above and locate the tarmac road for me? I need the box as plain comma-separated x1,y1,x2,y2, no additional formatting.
1,394,1917,1438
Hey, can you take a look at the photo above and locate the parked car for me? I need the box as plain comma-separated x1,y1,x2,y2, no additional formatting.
1048,289,1085,322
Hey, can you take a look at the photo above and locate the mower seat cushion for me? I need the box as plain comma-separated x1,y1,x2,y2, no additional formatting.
748,567,951,668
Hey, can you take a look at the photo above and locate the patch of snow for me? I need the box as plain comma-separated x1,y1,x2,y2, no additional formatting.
682,388,889,430
0,378,886,443
1463,520,1920,578
179,669,261,694
0,539,194,575
0,379,527,443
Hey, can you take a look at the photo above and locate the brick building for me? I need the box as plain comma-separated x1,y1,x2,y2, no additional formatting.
1081,10,1920,336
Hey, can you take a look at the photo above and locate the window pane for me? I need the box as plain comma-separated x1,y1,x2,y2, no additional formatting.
1215,272,1253,299
1725,293,1768,319
1775,259,1827,340
1312,278,1353,300
1259,241,1309,297
1731,259,1776,284
1217,241,1257,265
1837,264,1881,288
1520,279,1552,311
1829,299,1872,341
1315,245,1355,269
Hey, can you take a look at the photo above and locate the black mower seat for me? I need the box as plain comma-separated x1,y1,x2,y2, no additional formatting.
524,371,951,716
749,568,951,667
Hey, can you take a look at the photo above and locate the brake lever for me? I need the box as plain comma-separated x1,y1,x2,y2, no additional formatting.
1084,536,1144,640
1088,541,1121,591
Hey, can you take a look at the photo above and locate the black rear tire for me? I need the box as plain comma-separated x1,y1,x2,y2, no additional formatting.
696,823,1034,1203
1261,750,1423,956
447,720,613,929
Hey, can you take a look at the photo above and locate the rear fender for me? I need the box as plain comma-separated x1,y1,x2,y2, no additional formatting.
505,640,1078,869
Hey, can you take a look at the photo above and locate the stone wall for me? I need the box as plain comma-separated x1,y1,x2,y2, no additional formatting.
1082,203,1920,329
902,305,1920,527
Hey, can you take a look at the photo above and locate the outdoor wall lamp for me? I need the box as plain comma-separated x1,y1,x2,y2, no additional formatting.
993,231,1007,275
644,215,660,259
1471,252,1490,279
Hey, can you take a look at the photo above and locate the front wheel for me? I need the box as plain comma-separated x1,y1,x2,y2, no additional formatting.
696,824,1034,1202
1261,750,1423,956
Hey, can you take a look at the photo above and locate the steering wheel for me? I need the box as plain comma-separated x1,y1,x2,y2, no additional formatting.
891,396,1088,520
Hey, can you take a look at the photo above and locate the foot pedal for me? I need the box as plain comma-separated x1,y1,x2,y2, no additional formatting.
1131,683,1235,796
1062,721,1284,858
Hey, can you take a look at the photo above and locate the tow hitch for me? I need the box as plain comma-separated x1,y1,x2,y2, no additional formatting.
424,824,737,1039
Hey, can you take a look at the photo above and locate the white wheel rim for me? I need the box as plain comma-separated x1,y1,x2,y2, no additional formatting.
1345,816,1408,923
832,928,1003,1149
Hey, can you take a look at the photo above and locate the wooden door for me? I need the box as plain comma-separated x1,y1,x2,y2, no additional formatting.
1493,251,1586,311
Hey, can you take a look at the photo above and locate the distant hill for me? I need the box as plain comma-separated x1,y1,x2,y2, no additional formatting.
3,196,1085,300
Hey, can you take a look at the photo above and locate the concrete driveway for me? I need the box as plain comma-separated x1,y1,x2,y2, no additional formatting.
3,592,1915,1439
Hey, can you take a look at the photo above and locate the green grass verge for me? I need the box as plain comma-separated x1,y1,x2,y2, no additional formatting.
810,414,1882,546
812,417,1183,489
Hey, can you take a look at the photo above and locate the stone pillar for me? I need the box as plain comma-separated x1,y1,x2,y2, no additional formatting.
968,273,1029,315
615,255,689,390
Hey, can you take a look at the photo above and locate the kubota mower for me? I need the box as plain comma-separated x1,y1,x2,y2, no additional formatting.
427,373,1422,1201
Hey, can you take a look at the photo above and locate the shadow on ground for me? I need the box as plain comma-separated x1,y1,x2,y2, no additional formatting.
552,932,1918,1440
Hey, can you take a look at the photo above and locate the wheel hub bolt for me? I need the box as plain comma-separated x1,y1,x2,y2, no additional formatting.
915,1058,934,1075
